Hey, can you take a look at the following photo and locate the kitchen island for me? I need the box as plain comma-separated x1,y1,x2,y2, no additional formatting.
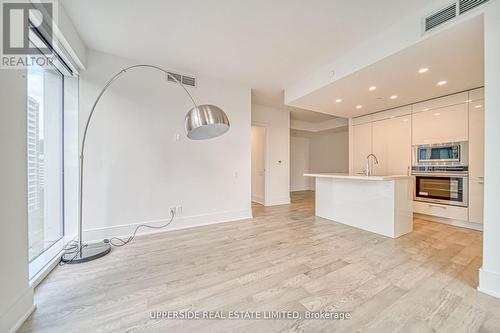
304,173,413,238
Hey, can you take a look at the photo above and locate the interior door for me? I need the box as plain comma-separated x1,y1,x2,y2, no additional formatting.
251,126,266,204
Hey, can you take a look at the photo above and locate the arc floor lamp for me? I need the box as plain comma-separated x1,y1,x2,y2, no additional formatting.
61,64,230,264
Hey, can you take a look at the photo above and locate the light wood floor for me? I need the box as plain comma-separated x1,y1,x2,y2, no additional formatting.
20,191,500,332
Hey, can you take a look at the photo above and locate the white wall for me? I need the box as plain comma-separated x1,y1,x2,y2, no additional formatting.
251,104,290,205
479,0,500,299
251,126,266,204
290,130,349,192
309,131,349,173
0,70,34,333
79,49,252,241
290,136,313,191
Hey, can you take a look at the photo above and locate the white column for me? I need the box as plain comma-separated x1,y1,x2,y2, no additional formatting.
478,0,500,299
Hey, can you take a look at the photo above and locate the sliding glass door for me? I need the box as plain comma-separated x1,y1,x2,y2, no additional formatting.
27,58,64,277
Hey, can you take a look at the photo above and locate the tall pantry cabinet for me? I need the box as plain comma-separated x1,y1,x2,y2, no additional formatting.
468,88,485,224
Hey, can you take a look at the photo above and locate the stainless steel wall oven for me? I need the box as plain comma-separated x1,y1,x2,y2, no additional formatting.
414,174,468,207
412,141,468,207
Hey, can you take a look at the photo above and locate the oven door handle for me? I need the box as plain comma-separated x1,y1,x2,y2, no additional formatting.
412,173,468,177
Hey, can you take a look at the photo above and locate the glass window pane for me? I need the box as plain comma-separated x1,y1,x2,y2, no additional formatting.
27,60,64,263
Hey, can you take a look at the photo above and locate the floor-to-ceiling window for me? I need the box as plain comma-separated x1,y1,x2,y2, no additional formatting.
27,60,64,264
27,30,68,279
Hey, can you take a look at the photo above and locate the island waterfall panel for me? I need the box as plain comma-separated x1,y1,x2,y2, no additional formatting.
307,174,413,238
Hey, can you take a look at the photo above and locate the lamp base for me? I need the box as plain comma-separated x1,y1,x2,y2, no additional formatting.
61,241,111,264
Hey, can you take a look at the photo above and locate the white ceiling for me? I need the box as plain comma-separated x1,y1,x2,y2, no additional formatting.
288,15,484,118
61,0,439,107
290,109,336,123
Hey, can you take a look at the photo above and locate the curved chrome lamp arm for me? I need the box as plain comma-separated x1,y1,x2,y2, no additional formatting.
78,64,198,250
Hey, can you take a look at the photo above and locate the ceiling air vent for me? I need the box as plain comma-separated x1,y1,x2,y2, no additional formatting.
459,0,489,14
167,71,197,87
181,75,196,87
167,72,182,83
425,3,457,32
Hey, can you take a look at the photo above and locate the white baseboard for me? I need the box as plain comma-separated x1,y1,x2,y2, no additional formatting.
0,287,35,333
265,196,291,206
251,195,265,205
83,208,253,242
290,187,314,192
478,268,500,299
414,213,483,231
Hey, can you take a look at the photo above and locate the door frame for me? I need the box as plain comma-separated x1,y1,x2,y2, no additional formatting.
251,123,269,206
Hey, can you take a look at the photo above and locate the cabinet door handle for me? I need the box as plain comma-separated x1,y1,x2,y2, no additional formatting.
428,204,447,209
478,181,484,184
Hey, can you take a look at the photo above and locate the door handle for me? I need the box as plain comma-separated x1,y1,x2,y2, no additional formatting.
478,181,484,184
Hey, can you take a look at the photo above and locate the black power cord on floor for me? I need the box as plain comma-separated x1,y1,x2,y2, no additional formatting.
60,210,176,265
105,209,176,247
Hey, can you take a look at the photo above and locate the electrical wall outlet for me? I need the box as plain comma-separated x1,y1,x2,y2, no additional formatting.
169,206,182,216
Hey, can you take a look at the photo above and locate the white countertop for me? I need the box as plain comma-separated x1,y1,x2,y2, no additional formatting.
304,173,412,181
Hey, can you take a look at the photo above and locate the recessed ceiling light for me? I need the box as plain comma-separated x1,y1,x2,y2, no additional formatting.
369,86,377,91
390,95,398,100
475,104,483,108
434,112,441,116
356,105,363,109
437,80,447,86
418,68,429,74
336,98,342,103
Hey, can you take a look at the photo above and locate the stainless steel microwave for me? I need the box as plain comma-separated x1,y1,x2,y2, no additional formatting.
412,142,468,166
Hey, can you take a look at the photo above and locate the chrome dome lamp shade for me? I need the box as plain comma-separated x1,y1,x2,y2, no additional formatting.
185,104,230,140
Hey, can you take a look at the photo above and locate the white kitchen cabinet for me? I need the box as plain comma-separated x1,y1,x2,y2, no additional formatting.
372,115,411,175
352,114,372,126
469,87,484,102
413,201,468,221
412,102,468,145
468,99,485,224
371,106,411,122
352,122,372,175
469,180,484,224
412,91,468,113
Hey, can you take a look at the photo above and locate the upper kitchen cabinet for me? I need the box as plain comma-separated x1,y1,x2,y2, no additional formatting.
469,87,484,102
352,122,372,175
373,114,411,175
412,93,468,145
